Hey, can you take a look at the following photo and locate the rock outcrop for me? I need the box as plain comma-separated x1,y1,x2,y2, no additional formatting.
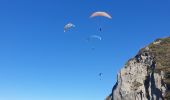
107,37,170,100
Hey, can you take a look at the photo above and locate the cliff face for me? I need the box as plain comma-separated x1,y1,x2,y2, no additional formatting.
107,37,170,100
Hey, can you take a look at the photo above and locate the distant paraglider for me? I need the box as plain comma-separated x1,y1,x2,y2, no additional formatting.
64,23,75,32
86,35,102,50
99,27,102,32
99,73,103,80
90,11,112,19
86,35,102,42
90,35,102,40
90,11,112,32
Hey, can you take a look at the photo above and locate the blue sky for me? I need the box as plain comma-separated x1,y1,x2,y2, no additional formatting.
0,0,169,100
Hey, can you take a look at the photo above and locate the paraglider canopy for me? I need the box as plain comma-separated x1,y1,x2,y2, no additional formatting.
90,35,102,40
64,23,75,32
90,11,112,19
90,11,112,32
86,35,102,42
86,35,102,50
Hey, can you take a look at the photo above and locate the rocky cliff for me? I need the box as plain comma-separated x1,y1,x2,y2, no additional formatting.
106,37,170,100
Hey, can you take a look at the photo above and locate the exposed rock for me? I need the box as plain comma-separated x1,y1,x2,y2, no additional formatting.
106,37,170,100
153,40,162,45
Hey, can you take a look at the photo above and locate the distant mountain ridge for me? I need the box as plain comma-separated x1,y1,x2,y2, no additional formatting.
106,37,170,100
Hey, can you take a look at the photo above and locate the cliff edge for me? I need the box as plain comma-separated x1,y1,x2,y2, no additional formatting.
106,37,170,100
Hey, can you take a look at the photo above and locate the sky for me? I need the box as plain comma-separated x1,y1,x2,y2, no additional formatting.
0,0,169,100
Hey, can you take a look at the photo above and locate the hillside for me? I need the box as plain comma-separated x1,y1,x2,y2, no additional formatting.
106,37,170,100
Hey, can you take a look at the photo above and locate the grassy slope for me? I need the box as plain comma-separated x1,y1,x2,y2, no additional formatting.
148,37,170,99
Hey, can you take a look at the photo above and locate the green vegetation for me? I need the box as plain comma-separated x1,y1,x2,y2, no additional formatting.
148,37,170,99
148,37,170,71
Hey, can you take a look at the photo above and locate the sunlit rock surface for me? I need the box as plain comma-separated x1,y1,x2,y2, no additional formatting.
106,37,170,100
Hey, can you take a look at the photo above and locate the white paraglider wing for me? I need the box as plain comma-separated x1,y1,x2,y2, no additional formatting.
86,35,102,42
90,11,112,19
90,35,102,40
87,35,102,42
86,35,102,50
64,23,75,32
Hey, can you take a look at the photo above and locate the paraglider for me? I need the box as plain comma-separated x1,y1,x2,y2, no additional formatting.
99,28,102,32
64,23,75,32
90,11,112,32
90,35,102,40
86,35,102,42
86,35,102,50
99,73,103,80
